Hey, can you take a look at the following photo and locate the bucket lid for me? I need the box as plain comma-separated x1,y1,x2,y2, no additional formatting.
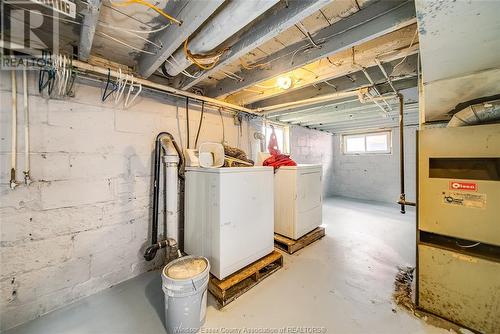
164,257,208,280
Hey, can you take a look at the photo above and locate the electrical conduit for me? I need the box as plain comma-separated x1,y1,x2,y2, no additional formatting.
10,71,18,190
23,66,32,185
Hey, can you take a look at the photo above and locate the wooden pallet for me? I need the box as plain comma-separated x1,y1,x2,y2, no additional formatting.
208,250,283,307
274,226,326,254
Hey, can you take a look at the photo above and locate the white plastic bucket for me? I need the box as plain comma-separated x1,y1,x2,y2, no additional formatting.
162,256,210,334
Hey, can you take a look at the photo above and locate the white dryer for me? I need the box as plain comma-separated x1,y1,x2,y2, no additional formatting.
274,164,323,240
184,167,274,280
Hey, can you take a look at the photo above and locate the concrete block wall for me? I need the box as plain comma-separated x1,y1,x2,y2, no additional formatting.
0,71,254,331
331,126,417,204
0,71,333,330
289,126,334,197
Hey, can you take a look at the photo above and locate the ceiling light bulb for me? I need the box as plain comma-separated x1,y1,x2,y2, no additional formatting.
277,76,293,90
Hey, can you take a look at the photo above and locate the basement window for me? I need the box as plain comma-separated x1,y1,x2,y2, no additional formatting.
263,124,290,154
343,131,391,155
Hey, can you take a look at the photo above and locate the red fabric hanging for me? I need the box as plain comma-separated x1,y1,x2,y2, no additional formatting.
267,125,281,155
263,125,296,170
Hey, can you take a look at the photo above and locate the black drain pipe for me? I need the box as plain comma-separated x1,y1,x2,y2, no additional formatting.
397,93,416,214
144,132,184,261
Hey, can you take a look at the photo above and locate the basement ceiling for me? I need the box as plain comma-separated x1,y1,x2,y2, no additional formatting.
3,0,419,133
415,0,500,122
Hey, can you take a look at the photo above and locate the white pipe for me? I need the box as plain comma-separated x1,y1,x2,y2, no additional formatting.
354,64,392,111
161,138,180,258
73,60,381,119
164,0,279,76
23,66,32,185
72,60,256,114
10,70,18,190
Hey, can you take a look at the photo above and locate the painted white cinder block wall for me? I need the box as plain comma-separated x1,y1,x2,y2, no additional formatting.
331,126,417,204
288,126,334,198
0,72,330,331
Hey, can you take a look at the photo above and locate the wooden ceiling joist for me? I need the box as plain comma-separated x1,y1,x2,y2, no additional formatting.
137,0,225,78
178,0,332,90
206,0,416,101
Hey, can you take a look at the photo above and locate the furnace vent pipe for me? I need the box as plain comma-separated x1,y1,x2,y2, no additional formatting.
144,132,184,261
163,0,279,76
447,99,500,127
161,135,181,247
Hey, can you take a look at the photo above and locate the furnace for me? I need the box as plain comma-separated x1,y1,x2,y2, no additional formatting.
417,124,500,333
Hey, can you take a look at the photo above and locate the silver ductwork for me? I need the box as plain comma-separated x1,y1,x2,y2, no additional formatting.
447,99,500,127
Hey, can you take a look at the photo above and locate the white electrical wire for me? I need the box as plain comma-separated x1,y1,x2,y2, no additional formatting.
390,29,418,75
97,31,156,54
97,20,170,34
221,70,243,81
163,61,197,79
323,80,337,89
9,4,161,50
100,0,174,31
98,22,161,48
456,241,481,248
165,56,201,79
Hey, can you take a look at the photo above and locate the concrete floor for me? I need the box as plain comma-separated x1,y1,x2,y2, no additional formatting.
5,197,448,334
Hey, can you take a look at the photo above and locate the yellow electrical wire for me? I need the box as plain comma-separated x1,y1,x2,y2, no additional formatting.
183,38,228,70
111,0,182,25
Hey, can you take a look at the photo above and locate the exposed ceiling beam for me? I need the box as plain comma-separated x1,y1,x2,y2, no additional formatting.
276,79,418,123
265,96,358,118
283,96,417,123
226,27,418,106
313,110,419,131
252,54,418,109
317,118,419,133
279,100,399,124
312,103,419,126
296,102,419,126
78,0,102,61
206,0,416,98
266,76,418,120
163,0,280,77
178,0,333,90
292,105,402,125
137,0,225,78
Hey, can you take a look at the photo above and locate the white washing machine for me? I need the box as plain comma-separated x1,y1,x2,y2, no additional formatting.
184,166,274,280
274,164,323,240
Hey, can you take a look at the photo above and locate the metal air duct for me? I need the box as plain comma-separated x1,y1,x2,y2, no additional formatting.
447,99,500,127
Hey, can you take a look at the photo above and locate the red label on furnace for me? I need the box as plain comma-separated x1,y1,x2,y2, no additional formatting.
449,181,477,191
